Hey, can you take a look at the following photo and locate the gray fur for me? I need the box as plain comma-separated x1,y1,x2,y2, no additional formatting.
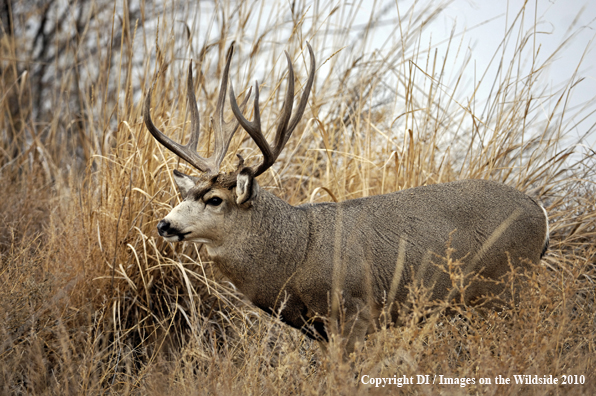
158,174,549,354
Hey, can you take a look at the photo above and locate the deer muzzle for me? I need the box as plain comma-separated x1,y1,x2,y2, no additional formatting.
157,219,190,241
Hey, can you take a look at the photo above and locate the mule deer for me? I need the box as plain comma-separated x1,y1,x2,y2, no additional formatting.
144,43,549,354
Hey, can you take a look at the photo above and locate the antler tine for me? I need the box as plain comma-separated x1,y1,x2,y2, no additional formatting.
186,62,201,153
211,43,253,173
228,52,293,176
144,73,212,173
286,42,316,146
229,42,316,177
271,51,295,163
229,77,269,163
145,45,252,176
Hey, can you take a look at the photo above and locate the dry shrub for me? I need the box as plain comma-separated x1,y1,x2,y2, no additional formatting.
1,0,595,394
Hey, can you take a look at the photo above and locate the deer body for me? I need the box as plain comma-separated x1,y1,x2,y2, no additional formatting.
145,43,549,354
162,171,548,352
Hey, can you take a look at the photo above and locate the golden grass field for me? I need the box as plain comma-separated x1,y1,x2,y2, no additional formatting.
1,0,594,394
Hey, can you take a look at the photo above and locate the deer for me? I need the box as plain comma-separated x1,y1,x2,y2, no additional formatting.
143,43,549,355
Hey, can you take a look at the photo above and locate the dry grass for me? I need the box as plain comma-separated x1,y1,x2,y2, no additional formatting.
1,0,595,394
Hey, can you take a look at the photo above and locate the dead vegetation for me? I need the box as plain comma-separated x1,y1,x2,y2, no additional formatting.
0,0,594,394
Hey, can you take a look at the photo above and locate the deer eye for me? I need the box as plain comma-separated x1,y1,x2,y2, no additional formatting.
205,197,223,206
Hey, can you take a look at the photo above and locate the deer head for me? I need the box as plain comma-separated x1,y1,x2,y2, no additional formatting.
144,43,315,245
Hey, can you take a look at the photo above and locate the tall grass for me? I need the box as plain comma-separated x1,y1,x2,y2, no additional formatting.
1,0,594,394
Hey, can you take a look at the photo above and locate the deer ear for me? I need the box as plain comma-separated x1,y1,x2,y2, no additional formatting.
173,169,198,199
236,168,255,205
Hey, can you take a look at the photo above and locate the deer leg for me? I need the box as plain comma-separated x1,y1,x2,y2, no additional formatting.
343,302,371,356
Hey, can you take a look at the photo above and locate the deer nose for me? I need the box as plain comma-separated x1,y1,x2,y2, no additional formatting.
157,220,171,236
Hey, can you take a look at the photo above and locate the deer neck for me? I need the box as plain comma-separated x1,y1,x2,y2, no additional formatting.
205,187,309,300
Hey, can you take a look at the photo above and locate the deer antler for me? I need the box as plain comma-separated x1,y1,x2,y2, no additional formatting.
228,42,315,177
144,43,251,176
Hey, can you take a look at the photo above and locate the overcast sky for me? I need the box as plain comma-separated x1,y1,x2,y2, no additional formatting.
177,0,596,150
406,0,596,145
